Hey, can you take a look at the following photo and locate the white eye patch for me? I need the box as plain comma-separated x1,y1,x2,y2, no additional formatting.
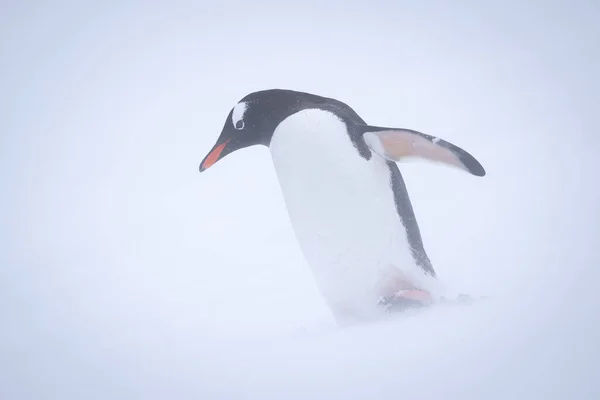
232,101,248,130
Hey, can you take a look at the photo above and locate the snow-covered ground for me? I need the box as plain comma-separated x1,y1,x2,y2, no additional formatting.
2,1,599,399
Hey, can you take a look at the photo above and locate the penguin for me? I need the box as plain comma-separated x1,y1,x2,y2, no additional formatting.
199,89,485,326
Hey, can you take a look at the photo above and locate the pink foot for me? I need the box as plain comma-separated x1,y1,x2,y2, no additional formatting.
392,289,434,305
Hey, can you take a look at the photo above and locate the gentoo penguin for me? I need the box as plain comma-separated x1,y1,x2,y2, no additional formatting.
199,89,485,325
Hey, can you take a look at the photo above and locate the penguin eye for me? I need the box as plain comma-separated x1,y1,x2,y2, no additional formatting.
234,119,245,130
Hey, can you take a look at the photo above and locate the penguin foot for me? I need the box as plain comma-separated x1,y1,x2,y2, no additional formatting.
378,289,434,312
394,289,434,304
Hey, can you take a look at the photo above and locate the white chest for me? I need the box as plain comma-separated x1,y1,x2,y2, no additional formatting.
269,109,422,322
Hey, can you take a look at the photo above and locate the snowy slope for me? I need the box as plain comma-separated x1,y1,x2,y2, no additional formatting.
1,1,599,399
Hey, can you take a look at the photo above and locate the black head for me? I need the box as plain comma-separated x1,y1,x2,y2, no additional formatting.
199,89,362,171
200,90,307,171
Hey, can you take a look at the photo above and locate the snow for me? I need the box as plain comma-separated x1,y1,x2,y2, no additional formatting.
1,1,599,399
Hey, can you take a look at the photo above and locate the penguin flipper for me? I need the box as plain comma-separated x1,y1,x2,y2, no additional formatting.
357,124,486,177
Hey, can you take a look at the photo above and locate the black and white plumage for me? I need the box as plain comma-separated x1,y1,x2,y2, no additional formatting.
200,89,485,325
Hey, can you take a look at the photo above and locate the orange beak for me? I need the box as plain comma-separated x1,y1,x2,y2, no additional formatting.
200,139,230,171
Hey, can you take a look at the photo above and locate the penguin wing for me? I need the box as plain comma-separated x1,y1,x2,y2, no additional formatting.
356,124,486,177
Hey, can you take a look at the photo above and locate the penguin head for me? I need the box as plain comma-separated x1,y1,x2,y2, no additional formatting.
199,90,299,172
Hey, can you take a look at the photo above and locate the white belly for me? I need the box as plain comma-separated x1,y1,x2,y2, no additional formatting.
269,109,432,324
